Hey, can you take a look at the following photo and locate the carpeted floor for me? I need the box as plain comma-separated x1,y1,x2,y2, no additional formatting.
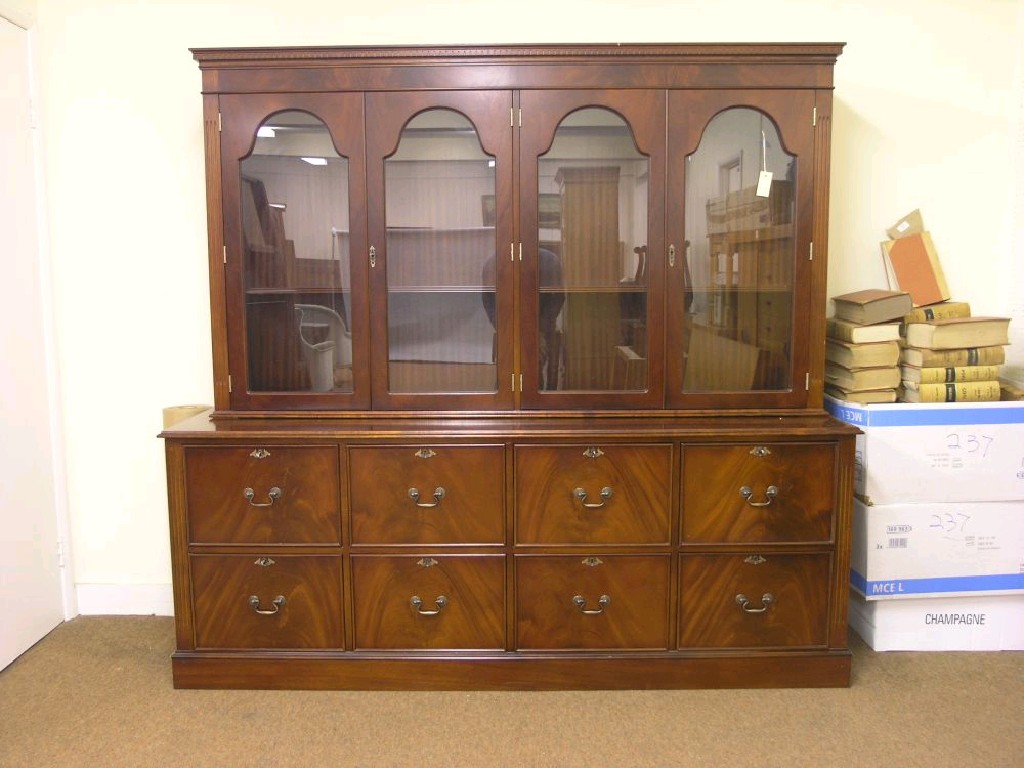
0,616,1021,767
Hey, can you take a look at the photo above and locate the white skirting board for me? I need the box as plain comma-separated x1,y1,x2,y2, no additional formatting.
75,583,174,616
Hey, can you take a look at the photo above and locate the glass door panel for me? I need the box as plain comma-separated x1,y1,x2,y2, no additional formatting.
384,109,497,394
365,91,514,410
240,111,353,393
519,91,666,409
666,91,814,409
685,108,794,392
220,92,369,410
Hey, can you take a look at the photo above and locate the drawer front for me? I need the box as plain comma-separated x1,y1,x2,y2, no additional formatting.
515,444,672,545
351,555,505,649
681,443,835,544
515,555,671,650
678,553,830,649
349,445,505,545
185,445,341,545
191,554,343,649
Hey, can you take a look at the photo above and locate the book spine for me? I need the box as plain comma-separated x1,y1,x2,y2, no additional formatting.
825,318,854,343
902,302,970,323
912,381,1001,402
912,346,1006,367
912,364,1001,384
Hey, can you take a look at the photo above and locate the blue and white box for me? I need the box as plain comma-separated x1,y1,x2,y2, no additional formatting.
851,498,1024,600
825,396,1024,504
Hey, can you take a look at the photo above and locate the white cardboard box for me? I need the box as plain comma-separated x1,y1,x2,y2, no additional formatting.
825,396,1024,504
849,592,1024,650
851,498,1024,600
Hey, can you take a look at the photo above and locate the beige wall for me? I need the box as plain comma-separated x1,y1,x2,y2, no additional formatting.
17,0,1024,611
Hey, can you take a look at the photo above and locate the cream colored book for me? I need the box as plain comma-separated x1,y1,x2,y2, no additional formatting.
824,363,900,391
826,317,901,344
826,339,900,369
901,345,1005,368
903,317,1010,350
901,380,1001,403
900,364,1001,386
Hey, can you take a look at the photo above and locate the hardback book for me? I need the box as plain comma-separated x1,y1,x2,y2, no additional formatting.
1000,380,1024,401
903,316,1011,350
831,289,913,325
902,301,971,324
901,380,1001,403
900,363,1002,386
826,339,900,369
881,232,951,307
824,385,897,404
901,345,1006,368
824,362,901,391
825,317,901,344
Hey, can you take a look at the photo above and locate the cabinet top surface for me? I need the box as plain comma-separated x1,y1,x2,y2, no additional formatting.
160,410,858,440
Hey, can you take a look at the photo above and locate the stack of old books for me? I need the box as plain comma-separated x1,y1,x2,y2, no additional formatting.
824,289,911,403
899,300,1011,402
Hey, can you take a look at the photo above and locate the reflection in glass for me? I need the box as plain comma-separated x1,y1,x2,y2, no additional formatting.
384,109,497,394
240,111,352,393
683,108,795,393
538,108,649,392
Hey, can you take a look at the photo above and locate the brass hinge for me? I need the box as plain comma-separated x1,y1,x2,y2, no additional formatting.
227,374,233,393
218,112,222,132
805,372,811,391
812,106,817,127
809,242,814,261
223,245,227,264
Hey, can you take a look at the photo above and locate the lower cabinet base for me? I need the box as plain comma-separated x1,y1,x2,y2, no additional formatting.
171,651,852,690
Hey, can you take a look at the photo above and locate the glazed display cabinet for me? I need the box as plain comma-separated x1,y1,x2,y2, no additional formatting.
162,43,856,690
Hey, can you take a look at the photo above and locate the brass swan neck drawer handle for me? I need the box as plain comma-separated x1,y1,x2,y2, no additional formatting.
572,594,611,615
735,593,774,614
573,486,613,509
408,487,446,508
244,486,282,507
248,595,286,615
410,595,448,615
739,485,778,507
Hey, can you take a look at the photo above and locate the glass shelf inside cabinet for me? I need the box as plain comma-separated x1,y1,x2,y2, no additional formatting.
683,108,795,394
537,108,650,393
384,109,499,395
240,111,354,393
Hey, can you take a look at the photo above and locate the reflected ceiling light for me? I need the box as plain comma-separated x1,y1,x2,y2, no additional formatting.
301,157,328,165
487,159,495,168
256,126,276,138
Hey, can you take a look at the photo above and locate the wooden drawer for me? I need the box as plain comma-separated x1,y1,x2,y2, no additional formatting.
681,443,835,544
350,555,505,649
515,444,672,545
349,445,505,545
191,554,343,650
515,555,670,650
678,553,830,649
184,445,341,545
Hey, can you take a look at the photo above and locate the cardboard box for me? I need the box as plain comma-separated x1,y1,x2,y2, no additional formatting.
851,498,1024,600
825,396,1024,504
849,592,1024,651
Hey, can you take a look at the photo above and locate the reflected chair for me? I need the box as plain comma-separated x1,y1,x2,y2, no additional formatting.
294,303,352,392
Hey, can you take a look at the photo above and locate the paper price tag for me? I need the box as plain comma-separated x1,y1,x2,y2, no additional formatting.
756,170,773,198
